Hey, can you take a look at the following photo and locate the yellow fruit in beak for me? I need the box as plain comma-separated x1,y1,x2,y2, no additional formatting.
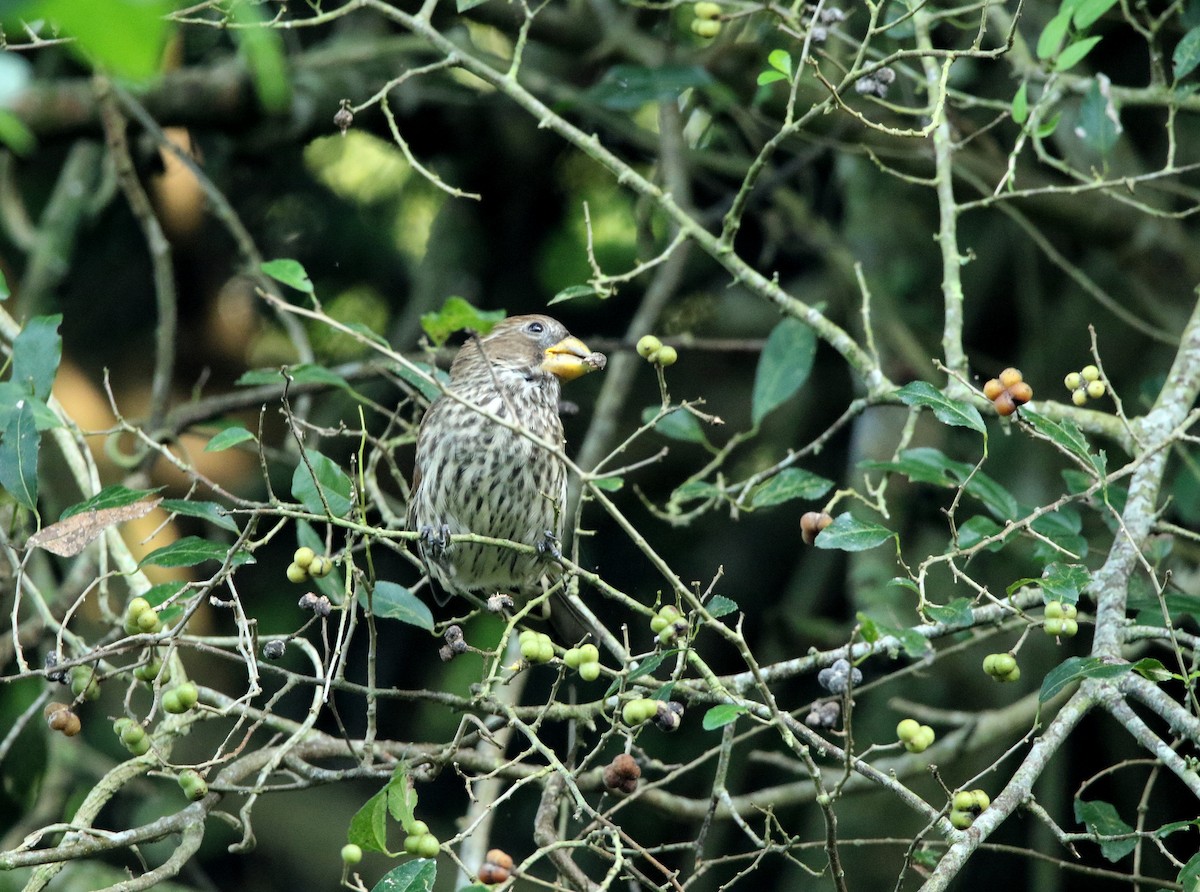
541,336,607,381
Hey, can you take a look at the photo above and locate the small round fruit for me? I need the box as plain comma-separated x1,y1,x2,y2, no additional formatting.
403,835,421,855
121,723,147,747
952,790,976,811
579,661,601,682
896,718,920,741
1064,372,1082,391
1045,601,1064,620
636,335,663,359
563,647,583,669
971,789,991,811
1044,618,1064,636
1060,619,1078,637
520,639,541,661
310,556,332,578
293,547,315,569
408,821,429,838
650,615,668,633
162,690,184,714
1086,380,1105,399
691,18,721,37
178,769,208,801
416,834,440,859
578,644,599,664
286,562,309,584
70,667,101,701
694,1,722,18
1072,388,1089,406
983,378,1005,400
134,658,166,683
174,682,199,709
126,734,151,756
1081,364,1100,382
1008,381,1033,405
949,808,975,829
478,862,510,884
993,391,1017,417
537,641,554,663
341,843,363,865
127,597,152,619
998,367,1023,388
136,609,162,633
800,511,834,545
654,345,678,367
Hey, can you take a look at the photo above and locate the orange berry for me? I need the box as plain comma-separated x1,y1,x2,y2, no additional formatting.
1008,381,1033,405
993,391,1016,416
998,367,1023,388
983,378,1004,400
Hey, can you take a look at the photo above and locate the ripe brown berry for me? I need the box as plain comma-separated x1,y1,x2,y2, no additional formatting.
993,391,1016,417
1008,381,1033,405
603,753,641,794
982,378,1005,400
801,511,834,545
998,367,1023,388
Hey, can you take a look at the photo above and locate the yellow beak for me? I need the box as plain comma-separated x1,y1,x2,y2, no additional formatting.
541,336,607,381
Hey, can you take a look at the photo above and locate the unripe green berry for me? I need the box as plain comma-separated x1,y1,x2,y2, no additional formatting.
578,661,601,682
896,718,920,741
1086,380,1105,399
174,682,199,710
654,345,678,367
694,1,722,18
70,667,101,701
403,835,421,855
563,647,583,669
971,789,991,811
178,769,208,801
537,641,554,664
1072,388,1089,406
416,834,440,859
1063,372,1082,391
286,562,309,584
952,790,976,810
341,843,363,865
1081,364,1100,382
1044,618,1064,636
578,644,599,664
650,616,668,633
293,546,315,569
127,597,152,619
125,734,151,756
691,18,721,37
120,723,146,747
408,821,429,838
162,690,184,714
949,809,975,829
136,609,162,633
1045,601,1064,620
636,335,663,359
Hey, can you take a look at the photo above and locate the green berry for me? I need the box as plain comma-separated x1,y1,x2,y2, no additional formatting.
623,699,653,725
1086,380,1105,399
178,769,208,801
537,641,554,664
310,556,332,578
70,667,100,701
293,547,315,569
113,717,133,736
416,834,439,859
121,723,147,747
983,653,1017,678
1081,364,1100,382
903,725,935,753
949,808,975,829
1044,618,1064,636
286,562,309,584
136,609,162,633
896,718,920,741
341,843,363,865
133,658,166,683
403,835,421,855
125,734,151,756
650,616,668,633
952,790,976,811
636,335,663,359
578,644,599,664
694,1,722,18
174,682,199,709
579,661,601,682
162,690,184,714
126,597,152,620
408,820,429,838
1045,601,1064,619
654,345,678,367
1072,388,1089,406
1063,372,1082,391
691,18,721,37
657,627,678,644
520,640,540,661
563,647,583,669
971,789,991,811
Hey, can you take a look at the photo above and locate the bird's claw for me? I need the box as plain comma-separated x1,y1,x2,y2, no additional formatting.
420,523,451,557
536,530,562,562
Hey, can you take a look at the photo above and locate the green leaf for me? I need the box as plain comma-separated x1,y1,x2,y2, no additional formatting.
231,0,292,113
1021,408,1098,472
0,110,35,156
235,363,353,393
1031,509,1088,560
0,268,8,299
261,258,313,293
591,476,624,492
756,70,789,86
814,513,894,552
895,381,985,433
347,789,390,853
1038,561,1090,603
751,318,816,425
61,484,161,520
370,860,437,892
159,499,240,534
1036,8,1072,59
956,515,1005,551
672,480,721,503
1131,657,1175,682
642,406,708,444
767,49,793,76
292,449,354,518
359,582,434,630
11,315,62,401
583,64,714,111
857,613,929,657
1174,26,1200,80
749,468,833,508
925,598,975,626
35,0,175,81
1074,799,1137,862
702,704,747,730
1055,35,1102,71
548,284,599,305
1011,81,1029,124
139,536,254,569
419,297,506,346
1036,111,1062,138
394,362,446,403
707,595,738,618
0,400,39,510
1072,0,1117,28
1039,656,1131,703
385,763,418,828
1077,77,1122,156
204,426,256,452
1176,853,1200,892
862,448,1019,520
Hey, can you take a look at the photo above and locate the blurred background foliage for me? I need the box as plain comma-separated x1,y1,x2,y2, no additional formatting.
1,0,1199,890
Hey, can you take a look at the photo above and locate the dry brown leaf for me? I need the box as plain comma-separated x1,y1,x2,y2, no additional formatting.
27,498,163,557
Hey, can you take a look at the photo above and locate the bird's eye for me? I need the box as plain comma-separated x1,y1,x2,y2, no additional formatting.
526,321,545,334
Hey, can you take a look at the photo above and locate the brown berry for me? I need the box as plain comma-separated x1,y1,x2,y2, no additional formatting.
801,511,833,545
603,753,641,794
1008,381,1033,405
993,391,1016,417
998,367,1023,388
478,862,511,884
982,378,1005,400
46,705,81,736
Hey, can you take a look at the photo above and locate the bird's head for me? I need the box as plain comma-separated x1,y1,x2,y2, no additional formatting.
460,315,606,383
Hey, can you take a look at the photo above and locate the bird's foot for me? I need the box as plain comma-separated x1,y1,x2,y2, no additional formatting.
419,523,452,557
536,530,562,562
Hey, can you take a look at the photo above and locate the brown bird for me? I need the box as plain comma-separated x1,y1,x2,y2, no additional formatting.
407,315,605,610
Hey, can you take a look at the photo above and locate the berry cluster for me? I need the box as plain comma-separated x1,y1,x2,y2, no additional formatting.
162,681,200,714
949,789,991,829
818,658,862,694
1064,365,1105,406
402,821,440,859
477,849,514,885
982,652,1021,683
896,718,935,753
1044,601,1079,638
650,604,687,644
691,2,722,38
287,546,333,584
518,630,555,664
563,643,602,681
603,753,642,794
45,702,81,737
124,596,162,635
113,717,151,755
70,665,100,702
635,335,678,367
983,368,1033,417
622,697,684,731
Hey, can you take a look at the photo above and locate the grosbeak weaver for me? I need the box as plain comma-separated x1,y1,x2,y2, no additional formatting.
407,315,605,608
